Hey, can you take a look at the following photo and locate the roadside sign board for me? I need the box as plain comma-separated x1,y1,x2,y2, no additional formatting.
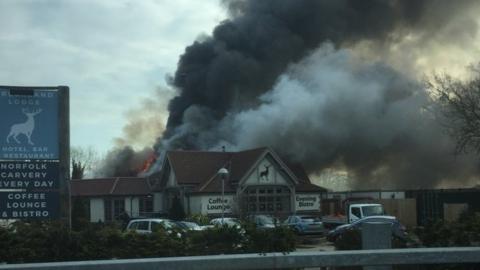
0,161,59,189
0,86,69,221
0,191,59,219
0,88,59,160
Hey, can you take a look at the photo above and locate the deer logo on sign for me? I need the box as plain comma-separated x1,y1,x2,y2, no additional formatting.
260,164,271,181
6,108,42,145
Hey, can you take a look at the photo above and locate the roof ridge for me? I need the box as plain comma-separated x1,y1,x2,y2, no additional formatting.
110,177,120,194
167,147,268,155
198,160,232,192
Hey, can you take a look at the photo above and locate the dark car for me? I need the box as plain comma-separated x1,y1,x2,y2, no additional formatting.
247,215,279,229
284,215,324,234
326,215,406,243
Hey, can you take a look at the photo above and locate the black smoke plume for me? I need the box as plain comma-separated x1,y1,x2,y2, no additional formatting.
147,0,480,189
91,0,479,188
163,0,452,140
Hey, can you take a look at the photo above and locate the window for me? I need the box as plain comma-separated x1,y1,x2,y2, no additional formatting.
139,196,154,216
243,186,291,214
113,199,125,219
129,222,138,230
362,205,384,217
351,207,361,219
104,199,112,222
104,198,126,222
137,221,149,230
86,200,91,221
151,221,163,232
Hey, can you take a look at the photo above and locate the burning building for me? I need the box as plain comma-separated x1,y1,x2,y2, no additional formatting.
72,147,326,222
80,0,480,221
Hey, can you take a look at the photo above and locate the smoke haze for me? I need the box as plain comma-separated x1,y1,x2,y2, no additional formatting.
213,45,480,189
106,0,480,189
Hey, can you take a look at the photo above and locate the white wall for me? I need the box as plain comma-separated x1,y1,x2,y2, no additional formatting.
380,191,405,199
324,191,406,200
125,197,140,217
188,196,202,214
243,157,293,186
167,169,176,187
90,198,104,222
153,192,164,213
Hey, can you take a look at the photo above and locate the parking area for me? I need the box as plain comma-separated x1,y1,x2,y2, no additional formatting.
295,235,335,252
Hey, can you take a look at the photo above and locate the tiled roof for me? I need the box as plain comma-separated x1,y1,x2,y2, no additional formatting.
168,147,266,185
285,162,311,184
296,182,328,192
167,147,326,193
71,177,151,197
71,147,326,197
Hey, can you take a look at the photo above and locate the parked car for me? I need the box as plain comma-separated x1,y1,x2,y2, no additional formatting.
210,217,241,227
284,215,324,235
126,218,178,234
326,215,407,243
247,214,278,229
174,221,205,231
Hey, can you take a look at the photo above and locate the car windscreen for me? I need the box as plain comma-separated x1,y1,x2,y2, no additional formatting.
225,219,240,225
151,220,174,231
300,216,320,222
256,215,274,225
183,222,200,229
362,205,384,216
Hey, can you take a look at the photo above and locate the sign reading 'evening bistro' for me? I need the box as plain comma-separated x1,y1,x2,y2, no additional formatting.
0,86,67,220
295,194,320,211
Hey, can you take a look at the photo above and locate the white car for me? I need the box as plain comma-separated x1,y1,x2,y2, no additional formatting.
210,217,241,227
126,218,177,234
174,221,206,231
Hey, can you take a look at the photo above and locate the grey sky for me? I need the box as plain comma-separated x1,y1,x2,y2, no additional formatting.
0,0,225,154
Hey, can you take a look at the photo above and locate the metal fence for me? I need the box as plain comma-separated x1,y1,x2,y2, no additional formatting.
0,247,479,270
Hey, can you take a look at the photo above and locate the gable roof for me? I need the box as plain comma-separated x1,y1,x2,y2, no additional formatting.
167,147,266,186
71,148,326,197
71,177,151,197
165,147,325,193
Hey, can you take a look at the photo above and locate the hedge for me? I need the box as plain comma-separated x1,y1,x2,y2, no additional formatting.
0,220,295,264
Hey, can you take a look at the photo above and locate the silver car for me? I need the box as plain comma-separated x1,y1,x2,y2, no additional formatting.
285,215,324,234
126,218,177,234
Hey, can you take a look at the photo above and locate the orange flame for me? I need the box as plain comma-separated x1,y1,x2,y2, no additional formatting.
139,153,157,174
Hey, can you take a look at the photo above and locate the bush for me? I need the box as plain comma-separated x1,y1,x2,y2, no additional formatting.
186,225,245,255
186,214,210,226
416,212,480,248
242,222,295,253
0,219,296,263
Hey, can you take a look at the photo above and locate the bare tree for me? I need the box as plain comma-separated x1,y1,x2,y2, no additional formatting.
71,146,98,179
428,69,480,154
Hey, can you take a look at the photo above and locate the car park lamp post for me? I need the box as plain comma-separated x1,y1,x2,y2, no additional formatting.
218,167,229,221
